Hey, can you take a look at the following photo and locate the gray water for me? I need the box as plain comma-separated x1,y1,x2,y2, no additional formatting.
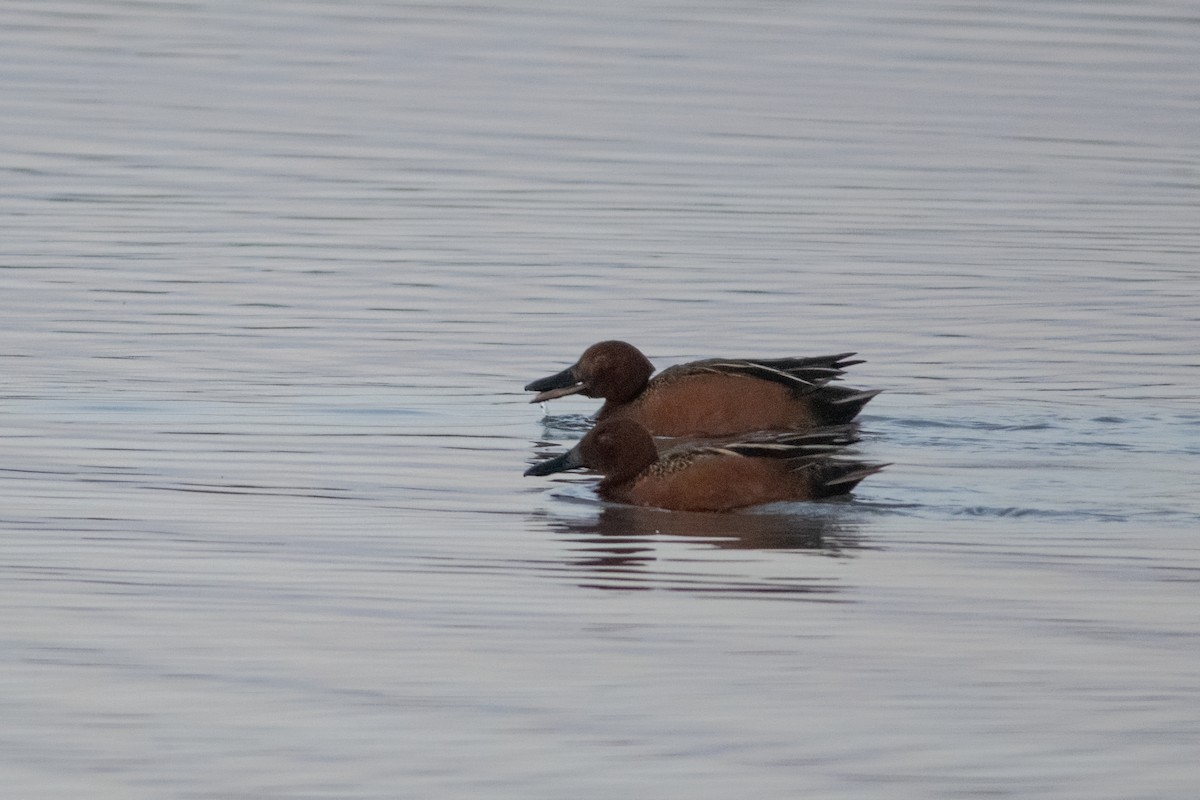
3,1,1199,798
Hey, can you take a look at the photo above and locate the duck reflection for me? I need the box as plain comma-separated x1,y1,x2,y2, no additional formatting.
529,502,873,597
551,502,865,550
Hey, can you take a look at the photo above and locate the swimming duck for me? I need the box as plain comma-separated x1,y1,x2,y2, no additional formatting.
525,418,886,512
525,340,879,437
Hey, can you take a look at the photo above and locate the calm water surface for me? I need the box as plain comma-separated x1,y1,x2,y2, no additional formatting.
3,1,1199,798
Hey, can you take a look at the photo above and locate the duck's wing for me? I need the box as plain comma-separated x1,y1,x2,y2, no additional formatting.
657,425,859,462
652,426,887,496
716,425,862,458
657,358,845,395
738,353,864,372
721,427,889,497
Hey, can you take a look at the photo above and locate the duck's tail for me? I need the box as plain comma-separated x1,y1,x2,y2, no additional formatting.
811,461,890,497
809,386,882,425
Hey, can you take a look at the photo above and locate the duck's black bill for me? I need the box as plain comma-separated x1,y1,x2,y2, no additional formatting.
524,446,585,476
525,366,586,403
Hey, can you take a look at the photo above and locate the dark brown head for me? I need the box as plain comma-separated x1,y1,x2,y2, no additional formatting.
524,340,655,404
524,418,659,484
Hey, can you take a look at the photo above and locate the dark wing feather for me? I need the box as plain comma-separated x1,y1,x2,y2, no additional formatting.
734,353,864,372
669,425,861,462
659,359,840,394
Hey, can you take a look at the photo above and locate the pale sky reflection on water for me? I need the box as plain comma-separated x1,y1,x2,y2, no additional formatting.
2,1,1200,798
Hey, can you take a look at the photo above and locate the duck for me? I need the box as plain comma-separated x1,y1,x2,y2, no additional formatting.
524,417,886,512
525,340,879,437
